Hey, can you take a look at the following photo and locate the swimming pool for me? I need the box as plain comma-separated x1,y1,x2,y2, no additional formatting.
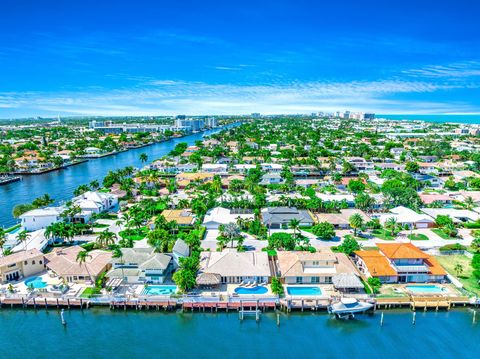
287,286,322,296
406,285,445,293
24,276,48,289
142,285,177,296
234,286,268,295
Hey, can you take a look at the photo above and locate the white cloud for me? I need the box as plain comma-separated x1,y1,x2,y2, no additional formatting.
403,61,480,78
0,78,477,118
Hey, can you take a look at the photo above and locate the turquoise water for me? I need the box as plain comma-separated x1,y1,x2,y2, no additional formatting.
142,285,177,295
406,285,445,293
0,309,478,358
24,276,47,289
378,114,480,124
287,286,322,296
234,286,268,295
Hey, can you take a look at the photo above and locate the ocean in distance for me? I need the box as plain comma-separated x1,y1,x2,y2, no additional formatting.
1,308,478,359
378,114,480,124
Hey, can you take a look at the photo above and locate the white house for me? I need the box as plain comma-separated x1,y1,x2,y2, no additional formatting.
20,207,63,231
203,207,255,230
375,206,435,229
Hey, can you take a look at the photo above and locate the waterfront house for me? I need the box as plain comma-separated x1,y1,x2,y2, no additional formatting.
172,239,190,268
0,249,45,283
45,246,112,284
261,207,315,229
71,191,118,223
20,207,63,232
276,250,363,292
203,207,254,230
107,248,172,284
198,249,271,285
354,243,447,283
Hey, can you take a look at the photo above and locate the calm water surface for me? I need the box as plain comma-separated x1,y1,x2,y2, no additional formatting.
0,309,478,359
0,126,233,227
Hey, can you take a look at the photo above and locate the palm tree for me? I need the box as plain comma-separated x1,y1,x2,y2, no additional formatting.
454,263,463,277
139,153,148,165
289,218,301,239
349,213,364,237
90,180,100,190
465,196,475,210
76,250,92,282
17,231,30,251
221,222,241,248
385,217,398,237
96,229,118,249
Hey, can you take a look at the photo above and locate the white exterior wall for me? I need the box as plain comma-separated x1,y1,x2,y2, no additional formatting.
21,214,60,231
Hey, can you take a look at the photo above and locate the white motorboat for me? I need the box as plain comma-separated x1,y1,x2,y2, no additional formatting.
328,298,374,319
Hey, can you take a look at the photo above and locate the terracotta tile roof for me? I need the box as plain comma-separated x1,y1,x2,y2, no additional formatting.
424,256,447,276
377,243,430,259
355,250,397,277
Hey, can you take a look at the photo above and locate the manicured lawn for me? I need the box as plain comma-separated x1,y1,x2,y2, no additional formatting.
92,223,110,228
431,228,458,240
119,227,149,241
435,255,480,296
80,287,101,298
372,229,396,241
407,233,429,241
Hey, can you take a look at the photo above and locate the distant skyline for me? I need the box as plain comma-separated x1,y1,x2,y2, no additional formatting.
1,0,480,118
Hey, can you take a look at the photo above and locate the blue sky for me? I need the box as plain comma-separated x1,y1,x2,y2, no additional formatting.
1,0,480,117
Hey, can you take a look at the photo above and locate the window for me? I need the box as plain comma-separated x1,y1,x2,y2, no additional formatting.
296,277,303,284
311,277,320,284
325,276,332,284
32,260,35,265
24,261,28,265
312,261,319,266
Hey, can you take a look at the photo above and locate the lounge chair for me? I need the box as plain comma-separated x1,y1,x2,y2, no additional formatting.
239,281,245,286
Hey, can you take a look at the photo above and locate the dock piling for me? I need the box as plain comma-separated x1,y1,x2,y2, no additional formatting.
412,312,416,325
380,312,384,326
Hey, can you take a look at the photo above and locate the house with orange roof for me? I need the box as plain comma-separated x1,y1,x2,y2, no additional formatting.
354,243,447,283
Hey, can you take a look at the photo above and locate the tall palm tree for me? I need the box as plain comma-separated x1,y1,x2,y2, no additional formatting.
385,217,398,237
17,231,31,252
349,213,364,237
139,153,148,165
221,222,241,248
289,218,301,239
96,229,118,249
76,250,92,282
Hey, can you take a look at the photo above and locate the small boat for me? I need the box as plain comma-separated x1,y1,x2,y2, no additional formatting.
328,298,374,319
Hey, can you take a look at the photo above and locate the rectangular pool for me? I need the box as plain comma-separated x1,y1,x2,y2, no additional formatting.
406,285,445,293
142,285,177,296
286,286,322,296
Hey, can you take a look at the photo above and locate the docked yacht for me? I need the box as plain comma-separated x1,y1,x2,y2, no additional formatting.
328,298,374,319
